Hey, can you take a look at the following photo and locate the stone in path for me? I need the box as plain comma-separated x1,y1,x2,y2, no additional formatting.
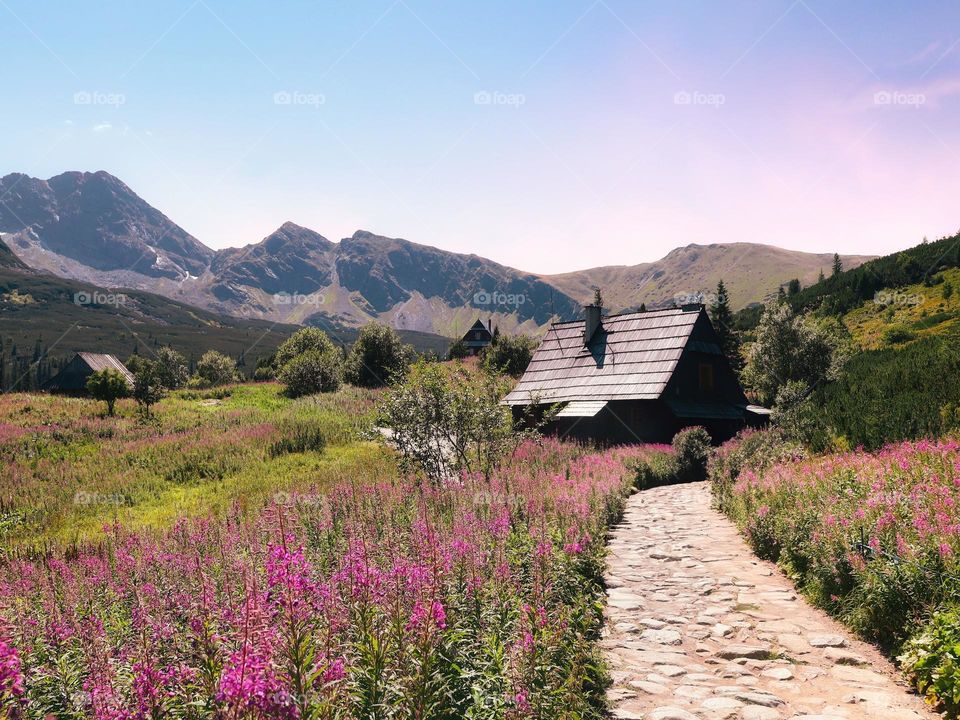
603,482,936,720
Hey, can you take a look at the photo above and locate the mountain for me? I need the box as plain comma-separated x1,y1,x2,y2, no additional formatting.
542,243,876,311
0,171,876,334
0,171,213,280
0,237,451,382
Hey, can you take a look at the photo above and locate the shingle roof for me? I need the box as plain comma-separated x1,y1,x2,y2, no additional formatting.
504,307,701,406
77,353,135,385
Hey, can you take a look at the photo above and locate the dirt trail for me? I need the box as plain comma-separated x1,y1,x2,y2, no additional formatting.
603,482,937,720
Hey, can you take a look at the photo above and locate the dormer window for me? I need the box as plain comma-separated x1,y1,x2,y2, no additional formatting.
698,363,715,392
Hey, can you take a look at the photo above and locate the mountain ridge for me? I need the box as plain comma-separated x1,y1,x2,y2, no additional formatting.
1,170,876,334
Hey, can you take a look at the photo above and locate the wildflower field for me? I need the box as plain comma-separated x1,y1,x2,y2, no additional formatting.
711,433,960,715
0,383,653,719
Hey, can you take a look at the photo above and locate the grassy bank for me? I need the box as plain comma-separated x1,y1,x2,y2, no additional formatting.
710,432,960,715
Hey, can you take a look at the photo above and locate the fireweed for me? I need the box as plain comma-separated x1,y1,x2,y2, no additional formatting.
0,439,654,719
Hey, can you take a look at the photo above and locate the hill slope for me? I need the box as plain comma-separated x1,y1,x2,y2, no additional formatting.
543,243,874,311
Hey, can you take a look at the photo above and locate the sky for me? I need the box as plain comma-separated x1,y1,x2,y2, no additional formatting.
2,0,960,274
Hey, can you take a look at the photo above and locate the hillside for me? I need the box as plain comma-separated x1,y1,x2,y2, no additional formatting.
841,266,960,350
542,243,874,311
1,170,877,334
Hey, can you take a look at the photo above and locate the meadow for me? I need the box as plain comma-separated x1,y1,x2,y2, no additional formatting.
711,432,960,715
0,382,655,719
0,383,388,549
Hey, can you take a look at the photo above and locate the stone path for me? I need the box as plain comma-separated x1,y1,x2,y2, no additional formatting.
603,482,937,720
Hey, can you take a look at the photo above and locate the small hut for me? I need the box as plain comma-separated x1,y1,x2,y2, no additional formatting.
459,318,494,356
43,353,134,394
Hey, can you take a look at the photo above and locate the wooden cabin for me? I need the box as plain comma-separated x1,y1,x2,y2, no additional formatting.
460,318,494,356
504,304,767,444
43,352,134,395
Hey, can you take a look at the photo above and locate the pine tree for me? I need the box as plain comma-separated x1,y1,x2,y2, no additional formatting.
818,268,825,284
710,280,741,372
832,253,843,276
639,303,647,312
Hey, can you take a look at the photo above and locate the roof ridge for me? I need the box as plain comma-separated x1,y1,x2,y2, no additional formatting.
547,305,700,329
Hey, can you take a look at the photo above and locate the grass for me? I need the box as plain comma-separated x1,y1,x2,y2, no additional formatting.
0,382,391,550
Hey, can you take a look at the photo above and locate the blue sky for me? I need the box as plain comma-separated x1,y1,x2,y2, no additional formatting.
3,0,960,272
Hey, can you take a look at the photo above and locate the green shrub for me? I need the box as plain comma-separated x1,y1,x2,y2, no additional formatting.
900,606,960,717
673,427,711,482
195,350,238,387
252,365,275,382
707,428,806,511
344,323,412,388
882,325,916,345
277,349,343,398
631,451,677,490
481,334,537,378
631,428,711,490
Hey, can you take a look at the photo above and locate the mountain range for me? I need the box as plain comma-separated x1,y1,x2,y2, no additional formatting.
0,171,875,335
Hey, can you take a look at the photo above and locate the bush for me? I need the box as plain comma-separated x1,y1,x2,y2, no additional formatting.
195,350,238,387
252,365,275,382
275,328,337,369
631,427,711,489
277,350,342,398
344,323,411,388
707,428,806,511
882,325,916,345
481,334,537,377
447,339,469,360
672,427,711,482
900,606,960,716
632,450,677,490
274,329,343,398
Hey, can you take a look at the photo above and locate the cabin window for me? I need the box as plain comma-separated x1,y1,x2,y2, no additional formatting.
698,363,715,392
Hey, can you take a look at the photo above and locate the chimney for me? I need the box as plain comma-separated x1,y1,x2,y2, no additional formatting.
584,303,602,345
